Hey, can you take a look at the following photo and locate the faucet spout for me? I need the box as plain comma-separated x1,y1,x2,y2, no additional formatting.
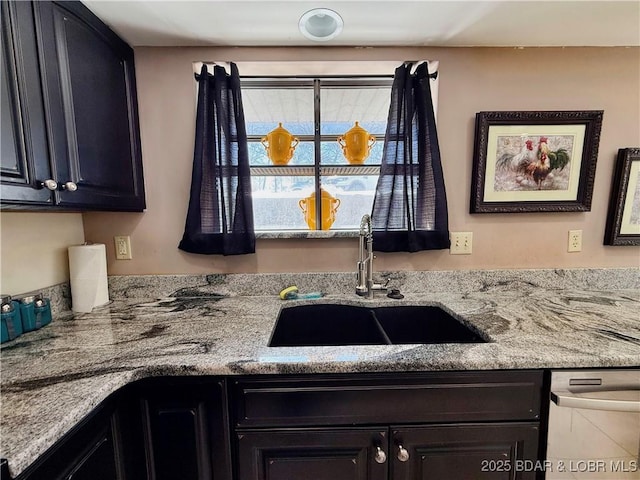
356,214,387,298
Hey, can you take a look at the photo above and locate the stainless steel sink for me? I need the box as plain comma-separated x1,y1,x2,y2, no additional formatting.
268,304,486,347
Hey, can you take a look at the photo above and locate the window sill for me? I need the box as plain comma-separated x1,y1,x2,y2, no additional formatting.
256,230,358,239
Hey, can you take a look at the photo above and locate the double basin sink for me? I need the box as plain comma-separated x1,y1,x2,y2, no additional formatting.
269,304,487,347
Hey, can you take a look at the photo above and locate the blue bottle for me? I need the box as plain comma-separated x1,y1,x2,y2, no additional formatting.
34,294,52,327
1,296,23,343
19,296,36,331
20,294,52,331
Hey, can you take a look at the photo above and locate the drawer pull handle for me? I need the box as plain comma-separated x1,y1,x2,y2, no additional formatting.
374,446,387,464
397,445,410,462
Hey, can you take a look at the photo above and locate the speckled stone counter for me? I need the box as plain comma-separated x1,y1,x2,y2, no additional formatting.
1,269,639,477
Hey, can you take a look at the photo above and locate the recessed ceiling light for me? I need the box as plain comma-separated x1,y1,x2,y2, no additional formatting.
299,8,343,42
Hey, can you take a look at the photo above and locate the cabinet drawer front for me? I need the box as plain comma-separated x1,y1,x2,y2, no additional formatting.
233,371,543,427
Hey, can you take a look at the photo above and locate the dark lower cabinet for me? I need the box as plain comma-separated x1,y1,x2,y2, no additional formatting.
236,428,387,480
63,432,118,480
235,424,540,480
16,398,126,480
392,424,540,480
9,371,547,480
233,371,545,480
13,378,229,480
139,378,232,480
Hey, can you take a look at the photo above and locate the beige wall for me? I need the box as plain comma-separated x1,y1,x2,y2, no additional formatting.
0,212,84,295
82,46,640,275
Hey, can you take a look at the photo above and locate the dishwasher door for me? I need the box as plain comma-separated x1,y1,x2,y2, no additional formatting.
547,370,640,480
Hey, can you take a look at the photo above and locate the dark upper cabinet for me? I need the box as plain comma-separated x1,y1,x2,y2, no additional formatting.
1,1,53,205
33,1,145,211
1,0,145,211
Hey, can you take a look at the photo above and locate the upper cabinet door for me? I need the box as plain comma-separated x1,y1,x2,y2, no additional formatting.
34,1,145,211
1,1,54,205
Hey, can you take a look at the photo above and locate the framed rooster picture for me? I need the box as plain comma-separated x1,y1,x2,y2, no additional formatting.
470,110,603,213
604,148,640,246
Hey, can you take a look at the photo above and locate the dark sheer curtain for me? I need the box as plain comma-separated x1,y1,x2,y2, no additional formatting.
179,63,255,255
371,62,450,252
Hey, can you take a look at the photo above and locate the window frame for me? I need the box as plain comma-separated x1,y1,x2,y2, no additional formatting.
241,75,394,233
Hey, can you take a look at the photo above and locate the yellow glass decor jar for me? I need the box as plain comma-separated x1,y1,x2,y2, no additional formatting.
337,121,376,165
261,123,299,165
298,189,341,230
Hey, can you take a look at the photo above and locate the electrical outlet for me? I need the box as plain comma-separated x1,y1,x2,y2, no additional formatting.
450,232,473,255
114,236,132,260
568,230,582,253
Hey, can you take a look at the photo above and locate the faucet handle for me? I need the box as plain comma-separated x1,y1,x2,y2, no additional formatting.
371,277,390,293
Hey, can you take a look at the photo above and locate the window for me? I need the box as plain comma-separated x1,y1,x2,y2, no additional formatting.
242,77,392,232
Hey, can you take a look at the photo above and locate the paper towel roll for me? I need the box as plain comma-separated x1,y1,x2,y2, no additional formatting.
68,244,110,313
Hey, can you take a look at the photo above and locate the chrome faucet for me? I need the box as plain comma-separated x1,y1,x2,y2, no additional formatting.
356,214,389,298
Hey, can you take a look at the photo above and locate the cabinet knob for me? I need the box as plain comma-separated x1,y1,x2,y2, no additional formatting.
40,179,58,191
61,181,78,192
374,446,387,464
397,445,410,462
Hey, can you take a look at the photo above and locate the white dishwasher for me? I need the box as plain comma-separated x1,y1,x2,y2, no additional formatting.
547,369,640,480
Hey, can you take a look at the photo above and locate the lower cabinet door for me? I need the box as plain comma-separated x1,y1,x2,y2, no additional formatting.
236,428,388,480
140,379,231,480
17,402,122,480
391,423,540,480
63,432,117,480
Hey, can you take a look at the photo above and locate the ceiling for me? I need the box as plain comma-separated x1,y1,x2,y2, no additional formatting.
81,1,640,48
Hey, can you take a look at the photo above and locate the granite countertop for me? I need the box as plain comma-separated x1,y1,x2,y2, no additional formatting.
1,269,639,477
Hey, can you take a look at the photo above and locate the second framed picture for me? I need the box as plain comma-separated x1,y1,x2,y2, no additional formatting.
604,148,640,246
470,110,603,213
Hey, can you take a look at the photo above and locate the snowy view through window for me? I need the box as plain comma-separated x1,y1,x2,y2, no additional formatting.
242,79,391,231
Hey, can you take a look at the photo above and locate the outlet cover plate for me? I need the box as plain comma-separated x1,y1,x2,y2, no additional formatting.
114,236,132,260
568,230,582,253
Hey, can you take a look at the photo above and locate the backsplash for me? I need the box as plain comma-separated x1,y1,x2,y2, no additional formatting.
12,282,72,316
106,268,640,300
18,268,637,314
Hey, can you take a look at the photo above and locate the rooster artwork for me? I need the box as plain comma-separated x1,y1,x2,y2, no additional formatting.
495,136,572,191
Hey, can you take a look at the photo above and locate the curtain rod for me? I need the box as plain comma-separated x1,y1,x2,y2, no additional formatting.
193,60,438,80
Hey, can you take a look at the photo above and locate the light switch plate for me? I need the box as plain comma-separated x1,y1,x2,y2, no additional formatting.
114,236,132,260
450,232,473,255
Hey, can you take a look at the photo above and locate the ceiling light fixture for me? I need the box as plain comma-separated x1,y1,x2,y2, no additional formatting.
298,8,343,42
